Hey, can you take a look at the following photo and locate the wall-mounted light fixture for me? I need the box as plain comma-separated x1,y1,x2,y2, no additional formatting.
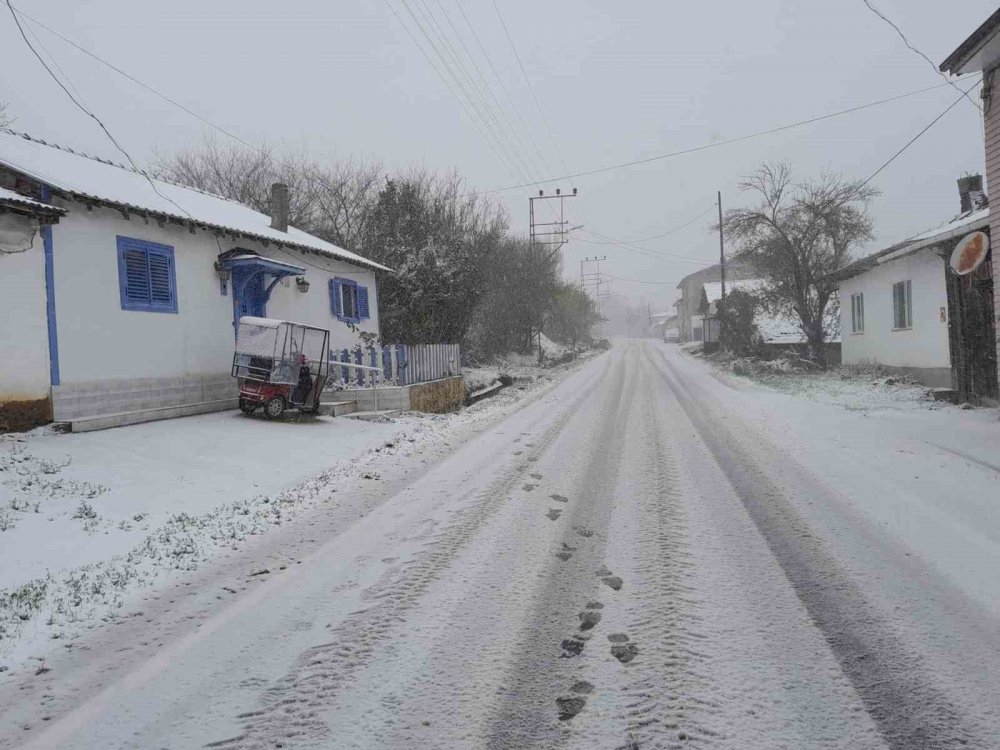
214,260,231,295
295,276,310,293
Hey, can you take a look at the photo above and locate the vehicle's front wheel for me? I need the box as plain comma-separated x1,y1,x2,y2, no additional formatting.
263,397,285,420
239,398,256,416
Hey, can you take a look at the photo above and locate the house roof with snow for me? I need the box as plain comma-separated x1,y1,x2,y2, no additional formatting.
0,129,390,272
701,278,764,305
826,207,989,283
0,186,65,219
940,8,1000,75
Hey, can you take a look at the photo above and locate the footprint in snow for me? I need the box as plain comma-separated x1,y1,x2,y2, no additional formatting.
585,600,603,610
556,695,586,721
546,509,563,521
530,473,543,480
561,636,587,657
523,483,536,492
578,610,602,630
555,551,573,562
550,494,569,503
609,633,639,664
573,525,595,538
602,576,623,591
570,680,594,695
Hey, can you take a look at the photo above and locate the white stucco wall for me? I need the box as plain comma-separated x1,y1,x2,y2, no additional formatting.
839,247,950,371
49,201,381,386
0,213,50,401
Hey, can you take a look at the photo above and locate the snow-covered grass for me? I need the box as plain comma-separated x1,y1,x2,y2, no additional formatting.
706,352,951,413
0,352,594,669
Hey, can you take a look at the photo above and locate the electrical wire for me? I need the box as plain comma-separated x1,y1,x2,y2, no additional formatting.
580,204,717,250
490,0,571,178
5,0,195,222
463,79,974,196
396,0,526,185
608,274,685,285
856,80,978,190
861,0,981,114
455,0,553,176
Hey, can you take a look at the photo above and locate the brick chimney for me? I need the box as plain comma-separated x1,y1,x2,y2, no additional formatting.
957,174,988,213
269,182,289,232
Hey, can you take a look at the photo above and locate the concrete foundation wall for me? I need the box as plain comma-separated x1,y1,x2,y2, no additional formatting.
879,365,953,389
326,375,465,414
52,374,237,420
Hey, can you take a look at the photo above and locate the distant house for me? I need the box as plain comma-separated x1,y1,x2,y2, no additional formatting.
941,12,1000,401
0,129,389,431
828,183,990,390
674,260,754,342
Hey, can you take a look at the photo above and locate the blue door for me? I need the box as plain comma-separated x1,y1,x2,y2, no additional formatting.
233,268,266,329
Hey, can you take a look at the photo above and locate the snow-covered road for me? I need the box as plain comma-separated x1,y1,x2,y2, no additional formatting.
4,340,998,749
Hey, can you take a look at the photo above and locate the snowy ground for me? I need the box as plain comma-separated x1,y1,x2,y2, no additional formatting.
1,340,997,749
0,357,586,674
695,347,964,414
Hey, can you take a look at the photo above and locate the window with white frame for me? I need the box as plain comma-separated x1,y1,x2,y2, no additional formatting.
850,292,864,333
892,280,912,330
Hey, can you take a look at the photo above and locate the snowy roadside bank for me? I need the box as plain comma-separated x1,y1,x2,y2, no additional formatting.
677,342,979,414
0,352,599,672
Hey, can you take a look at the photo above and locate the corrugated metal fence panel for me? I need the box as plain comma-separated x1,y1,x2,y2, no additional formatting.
397,343,461,385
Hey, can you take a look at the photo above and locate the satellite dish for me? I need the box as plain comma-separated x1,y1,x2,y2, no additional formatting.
950,230,990,275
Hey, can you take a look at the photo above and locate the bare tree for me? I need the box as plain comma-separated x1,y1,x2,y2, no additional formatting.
0,103,12,128
722,163,878,364
156,137,383,252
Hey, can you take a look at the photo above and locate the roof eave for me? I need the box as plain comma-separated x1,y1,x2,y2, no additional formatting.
50,187,392,273
0,199,65,220
940,8,1000,74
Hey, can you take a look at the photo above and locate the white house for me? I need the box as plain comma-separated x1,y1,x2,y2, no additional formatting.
830,206,990,388
0,129,389,430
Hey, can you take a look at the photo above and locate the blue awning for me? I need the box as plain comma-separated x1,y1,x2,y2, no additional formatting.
221,254,306,277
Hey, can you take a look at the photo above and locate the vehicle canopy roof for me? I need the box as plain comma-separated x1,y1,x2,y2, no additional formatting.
238,316,327,332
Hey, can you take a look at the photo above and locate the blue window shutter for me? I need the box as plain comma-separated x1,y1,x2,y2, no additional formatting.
117,236,177,313
123,248,150,304
330,277,343,319
357,285,370,320
148,253,172,307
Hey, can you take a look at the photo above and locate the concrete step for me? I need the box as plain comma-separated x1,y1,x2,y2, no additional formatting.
61,398,238,433
342,409,402,422
318,400,358,417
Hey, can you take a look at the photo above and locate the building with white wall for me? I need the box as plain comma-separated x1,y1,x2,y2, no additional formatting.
0,188,65,430
0,129,389,430
830,207,989,388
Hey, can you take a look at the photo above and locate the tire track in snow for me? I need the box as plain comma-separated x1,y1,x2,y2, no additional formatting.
481,348,643,749
649,345,987,750
612,353,715,749
208,357,614,749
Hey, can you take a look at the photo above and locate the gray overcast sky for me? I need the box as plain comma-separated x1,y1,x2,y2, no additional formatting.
1,0,995,310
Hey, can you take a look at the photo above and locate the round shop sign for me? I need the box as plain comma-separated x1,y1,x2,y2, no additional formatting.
950,230,990,275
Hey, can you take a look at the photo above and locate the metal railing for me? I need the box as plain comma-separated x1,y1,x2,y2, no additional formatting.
326,361,386,413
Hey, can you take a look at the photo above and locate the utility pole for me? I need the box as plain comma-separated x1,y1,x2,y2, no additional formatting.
581,256,609,338
718,190,726,302
530,188,579,259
